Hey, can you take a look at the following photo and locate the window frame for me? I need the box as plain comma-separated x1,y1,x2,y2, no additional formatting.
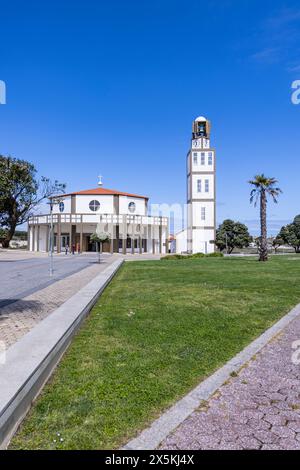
205,179,209,193
128,201,136,213
89,200,100,212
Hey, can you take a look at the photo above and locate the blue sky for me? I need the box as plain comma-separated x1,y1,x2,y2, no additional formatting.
1,0,300,234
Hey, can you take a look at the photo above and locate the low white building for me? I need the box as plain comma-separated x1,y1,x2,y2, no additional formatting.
175,229,187,254
28,185,168,254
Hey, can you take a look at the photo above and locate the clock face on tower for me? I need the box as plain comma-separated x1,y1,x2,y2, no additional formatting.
192,139,201,149
203,139,210,149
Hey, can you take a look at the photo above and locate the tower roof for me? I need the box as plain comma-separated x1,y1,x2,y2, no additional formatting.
195,116,207,122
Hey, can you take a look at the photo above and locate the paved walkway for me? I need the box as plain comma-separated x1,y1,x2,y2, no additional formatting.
161,314,300,450
0,250,110,308
0,253,117,349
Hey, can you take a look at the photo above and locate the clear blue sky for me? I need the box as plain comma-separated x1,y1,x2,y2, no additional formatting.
1,0,300,234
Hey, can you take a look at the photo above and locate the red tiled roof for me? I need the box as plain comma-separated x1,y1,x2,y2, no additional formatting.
59,187,149,200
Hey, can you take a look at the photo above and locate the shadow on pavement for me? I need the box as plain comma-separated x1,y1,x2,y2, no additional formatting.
0,299,43,311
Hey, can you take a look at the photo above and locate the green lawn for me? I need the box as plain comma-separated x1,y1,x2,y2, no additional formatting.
10,255,300,450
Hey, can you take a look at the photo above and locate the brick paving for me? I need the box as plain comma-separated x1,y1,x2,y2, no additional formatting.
161,314,300,450
0,250,113,307
0,255,116,349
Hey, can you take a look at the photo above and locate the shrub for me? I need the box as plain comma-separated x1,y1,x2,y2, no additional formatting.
190,252,205,258
160,252,223,260
160,254,186,260
206,252,224,257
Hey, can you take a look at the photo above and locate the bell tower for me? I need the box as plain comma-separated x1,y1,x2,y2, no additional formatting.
187,116,216,254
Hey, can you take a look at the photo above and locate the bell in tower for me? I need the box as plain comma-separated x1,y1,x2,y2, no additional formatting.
192,116,211,139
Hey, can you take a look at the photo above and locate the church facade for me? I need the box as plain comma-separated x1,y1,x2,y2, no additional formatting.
28,186,168,254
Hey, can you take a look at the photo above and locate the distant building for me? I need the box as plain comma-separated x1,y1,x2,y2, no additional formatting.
28,182,168,254
175,229,187,254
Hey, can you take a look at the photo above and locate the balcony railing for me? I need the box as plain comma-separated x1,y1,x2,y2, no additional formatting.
28,213,168,226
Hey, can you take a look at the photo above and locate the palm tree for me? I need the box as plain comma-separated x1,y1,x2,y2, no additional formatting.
249,174,282,262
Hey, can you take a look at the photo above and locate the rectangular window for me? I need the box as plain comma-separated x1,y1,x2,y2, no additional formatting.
208,152,213,165
201,152,205,165
193,152,198,164
197,179,202,192
201,207,206,221
205,179,209,192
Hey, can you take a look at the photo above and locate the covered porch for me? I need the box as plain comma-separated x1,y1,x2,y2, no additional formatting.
28,213,169,255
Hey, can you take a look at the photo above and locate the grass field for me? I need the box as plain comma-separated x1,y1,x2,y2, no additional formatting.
10,255,300,449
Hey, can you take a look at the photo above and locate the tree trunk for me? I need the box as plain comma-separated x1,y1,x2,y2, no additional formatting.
97,242,101,263
1,223,16,249
259,190,268,261
1,238,10,248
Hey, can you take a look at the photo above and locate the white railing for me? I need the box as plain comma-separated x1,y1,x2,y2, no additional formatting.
28,213,168,226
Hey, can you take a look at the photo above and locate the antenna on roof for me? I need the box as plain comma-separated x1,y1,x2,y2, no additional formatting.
98,175,103,187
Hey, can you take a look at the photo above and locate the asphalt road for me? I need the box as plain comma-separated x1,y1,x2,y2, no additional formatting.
0,252,111,308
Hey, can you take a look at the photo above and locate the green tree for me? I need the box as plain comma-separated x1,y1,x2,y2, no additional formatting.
249,174,282,262
271,234,284,253
215,219,252,254
90,231,110,263
0,155,65,248
278,216,300,253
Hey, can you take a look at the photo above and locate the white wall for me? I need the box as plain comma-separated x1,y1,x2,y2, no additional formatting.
191,150,215,172
50,194,147,216
192,174,214,199
119,196,147,215
29,226,34,251
34,226,38,251
192,228,215,254
192,201,214,227
176,229,188,254
38,226,48,251
52,196,71,214
75,195,114,214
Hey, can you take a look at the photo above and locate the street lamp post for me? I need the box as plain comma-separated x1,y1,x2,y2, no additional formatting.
47,197,63,277
49,201,54,276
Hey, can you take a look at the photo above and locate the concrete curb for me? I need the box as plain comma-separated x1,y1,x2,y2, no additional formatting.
123,302,300,450
0,258,124,449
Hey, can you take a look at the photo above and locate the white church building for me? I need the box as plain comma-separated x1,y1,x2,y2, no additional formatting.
28,114,216,256
28,184,168,254
175,116,216,254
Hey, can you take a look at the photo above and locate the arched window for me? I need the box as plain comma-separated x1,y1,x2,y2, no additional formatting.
59,201,65,212
89,200,100,212
128,202,136,213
